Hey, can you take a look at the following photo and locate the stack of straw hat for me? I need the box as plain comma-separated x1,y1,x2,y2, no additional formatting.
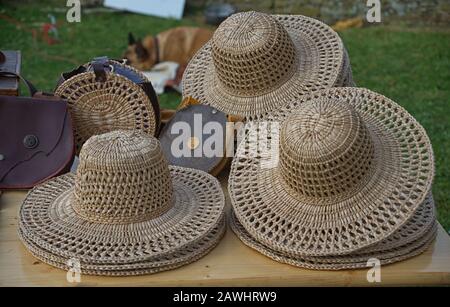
16,10,438,274
183,11,355,121
228,87,436,269
18,130,226,276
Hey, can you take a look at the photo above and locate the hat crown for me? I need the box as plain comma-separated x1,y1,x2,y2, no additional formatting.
72,130,173,224
279,100,375,199
211,11,297,97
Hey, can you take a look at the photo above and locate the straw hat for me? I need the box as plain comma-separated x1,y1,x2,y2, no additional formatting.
19,217,225,276
230,192,436,270
182,11,353,120
18,130,225,275
55,60,160,155
229,87,434,257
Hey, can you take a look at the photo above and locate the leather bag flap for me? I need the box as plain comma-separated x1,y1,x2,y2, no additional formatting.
0,96,69,181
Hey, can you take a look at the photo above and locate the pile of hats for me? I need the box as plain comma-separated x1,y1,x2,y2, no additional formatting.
228,87,436,269
18,130,226,276
16,10,437,275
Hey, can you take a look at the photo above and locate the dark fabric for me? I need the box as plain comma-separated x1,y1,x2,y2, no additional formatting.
0,95,75,189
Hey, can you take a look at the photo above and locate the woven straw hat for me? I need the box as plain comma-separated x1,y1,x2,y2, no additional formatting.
230,193,437,270
182,11,353,120
55,61,159,155
229,87,434,257
19,130,225,275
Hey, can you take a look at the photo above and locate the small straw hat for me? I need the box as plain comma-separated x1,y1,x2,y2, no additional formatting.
230,193,437,270
182,11,353,120
18,130,225,275
229,87,434,257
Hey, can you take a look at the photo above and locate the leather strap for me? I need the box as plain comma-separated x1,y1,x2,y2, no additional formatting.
140,81,161,135
153,36,160,64
91,56,109,82
0,70,37,96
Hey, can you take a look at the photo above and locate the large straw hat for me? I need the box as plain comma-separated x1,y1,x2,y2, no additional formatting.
18,130,225,275
230,193,437,270
182,11,353,120
229,87,434,257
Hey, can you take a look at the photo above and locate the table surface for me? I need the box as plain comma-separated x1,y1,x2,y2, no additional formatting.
1,176,450,286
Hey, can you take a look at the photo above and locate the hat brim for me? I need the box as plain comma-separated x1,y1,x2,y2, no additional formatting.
182,15,345,119
230,211,437,270
229,87,434,256
19,166,225,265
19,217,226,276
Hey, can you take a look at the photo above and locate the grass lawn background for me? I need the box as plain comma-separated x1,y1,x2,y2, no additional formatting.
1,2,449,231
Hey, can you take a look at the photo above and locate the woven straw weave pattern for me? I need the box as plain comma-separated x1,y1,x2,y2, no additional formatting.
211,11,297,97
279,101,375,199
229,88,434,257
19,217,226,276
231,212,437,270
182,12,347,120
19,131,226,270
55,72,157,154
73,131,173,223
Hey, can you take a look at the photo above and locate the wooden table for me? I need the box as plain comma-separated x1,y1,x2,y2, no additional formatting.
1,176,450,286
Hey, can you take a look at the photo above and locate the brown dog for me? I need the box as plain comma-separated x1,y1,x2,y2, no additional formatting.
124,27,213,71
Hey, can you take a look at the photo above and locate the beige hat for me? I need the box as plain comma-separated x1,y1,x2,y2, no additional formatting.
229,87,434,257
55,61,160,155
19,130,225,275
230,193,437,270
182,11,354,120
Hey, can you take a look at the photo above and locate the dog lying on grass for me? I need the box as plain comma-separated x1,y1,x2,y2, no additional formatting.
124,27,213,71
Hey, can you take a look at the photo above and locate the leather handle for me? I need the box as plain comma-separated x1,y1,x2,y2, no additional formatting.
0,70,38,96
91,56,110,82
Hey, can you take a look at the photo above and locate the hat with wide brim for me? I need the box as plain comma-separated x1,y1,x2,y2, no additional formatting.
229,87,434,257
182,12,350,120
231,212,437,270
230,192,436,270
19,217,226,276
19,168,224,265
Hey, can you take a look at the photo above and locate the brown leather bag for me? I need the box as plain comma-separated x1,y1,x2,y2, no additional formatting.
0,71,75,189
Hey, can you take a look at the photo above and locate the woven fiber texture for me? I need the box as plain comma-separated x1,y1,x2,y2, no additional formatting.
231,192,435,262
182,11,353,120
230,212,437,270
229,87,434,257
18,130,225,275
18,217,226,276
55,67,158,155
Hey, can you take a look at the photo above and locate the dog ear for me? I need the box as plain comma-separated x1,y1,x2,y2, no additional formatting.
128,32,136,45
135,39,149,60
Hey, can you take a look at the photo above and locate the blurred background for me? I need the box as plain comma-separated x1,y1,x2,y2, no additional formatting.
1,0,449,231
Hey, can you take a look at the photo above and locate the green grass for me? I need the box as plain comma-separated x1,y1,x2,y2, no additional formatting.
1,2,449,231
